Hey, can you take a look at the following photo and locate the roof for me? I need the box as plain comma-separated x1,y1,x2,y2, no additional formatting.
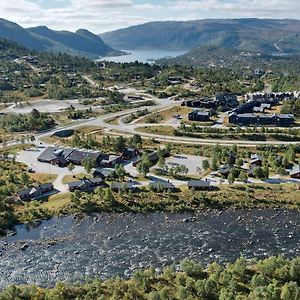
18,183,54,198
188,180,211,188
290,165,300,176
219,164,232,174
67,149,101,163
101,154,121,164
37,147,74,162
111,182,135,190
250,154,263,163
94,168,115,178
149,181,175,189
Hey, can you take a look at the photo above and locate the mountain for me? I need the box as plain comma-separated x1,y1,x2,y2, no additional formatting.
100,19,300,54
0,18,118,58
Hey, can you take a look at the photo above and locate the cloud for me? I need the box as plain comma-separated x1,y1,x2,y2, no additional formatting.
0,0,299,34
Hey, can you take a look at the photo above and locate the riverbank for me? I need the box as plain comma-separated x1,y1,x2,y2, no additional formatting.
1,255,299,299
1,182,300,235
0,210,300,290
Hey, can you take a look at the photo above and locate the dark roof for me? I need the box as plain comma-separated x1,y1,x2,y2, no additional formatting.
110,182,135,190
18,183,54,198
290,165,300,176
250,154,263,163
188,180,211,188
68,179,103,190
67,149,101,163
149,181,175,189
93,168,115,178
37,147,74,162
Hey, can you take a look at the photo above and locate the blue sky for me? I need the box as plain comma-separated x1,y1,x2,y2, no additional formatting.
1,0,299,33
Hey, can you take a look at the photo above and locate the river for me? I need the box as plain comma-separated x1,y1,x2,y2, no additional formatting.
99,50,187,64
0,209,299,289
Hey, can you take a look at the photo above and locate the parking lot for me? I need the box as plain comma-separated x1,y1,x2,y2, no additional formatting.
165,154,210,176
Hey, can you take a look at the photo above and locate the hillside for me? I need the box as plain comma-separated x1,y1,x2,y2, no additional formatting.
100,19,300,54
0,18,118,58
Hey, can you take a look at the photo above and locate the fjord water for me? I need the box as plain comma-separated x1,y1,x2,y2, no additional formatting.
100,50,187,63
0,209,299,288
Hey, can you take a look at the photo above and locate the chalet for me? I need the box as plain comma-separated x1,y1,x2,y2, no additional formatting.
17,183,54,201
229,113,294,127
100,154,122,168
133,149,170,167
187,180,212,190
149,181,175,192
250,154,263,166
188,110,210,122
67,149,102,166
247,165,257,178
276,114,294,127
215,93,238,108
122,148,139,160
219,164,232,177
168,76,183,85
37,147,74,167
290,165,300,179
110,182,137,192
68,178,103,192
93,168,115,179
128,95,144,101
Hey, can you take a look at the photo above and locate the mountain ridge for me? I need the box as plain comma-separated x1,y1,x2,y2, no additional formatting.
0,18,118,58
100,18,300,54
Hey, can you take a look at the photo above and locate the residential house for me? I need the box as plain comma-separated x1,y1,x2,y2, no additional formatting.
67,149,102,166
17,183,54,201
122,148,139,160
68,178,103,192
100,154,122,168
110,181,137,192
188,110,210,122
290,165,300,179
187,180,212,190
219,164,232,177
149,181,175,192
250,154,263,166
37,147,74,167
93,168,115,180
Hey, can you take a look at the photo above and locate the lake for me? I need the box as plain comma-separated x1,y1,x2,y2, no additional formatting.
99,50,187,64
0,209,299,288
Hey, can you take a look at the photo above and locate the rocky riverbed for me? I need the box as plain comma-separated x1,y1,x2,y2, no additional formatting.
0,209,300,289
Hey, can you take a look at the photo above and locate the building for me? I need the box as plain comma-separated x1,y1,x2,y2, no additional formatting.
93,168,115,179
229,113,294,127
37,147,74,167
68,178,103,192
110,182,137,192
187,180,212,190
188,110,210,122
290,165,300,179
122,148,139,160
67,149,102,166
17,183,54,201
149,181,175,192
99,154,122,168
219,164,232,177
250,154,263,166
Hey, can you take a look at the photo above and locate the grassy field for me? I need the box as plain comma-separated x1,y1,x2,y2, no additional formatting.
137,106,192,124
39,193,72,212
137,125,175,136
62,173,87,184
29,173,57,184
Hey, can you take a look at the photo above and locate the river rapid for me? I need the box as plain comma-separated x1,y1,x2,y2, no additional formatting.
0,209,299,289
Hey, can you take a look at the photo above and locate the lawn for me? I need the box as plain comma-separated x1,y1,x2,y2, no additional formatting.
137,106,192,124
40,193,72,212
137,125,175,136
62,173,87,184
29,173,57,184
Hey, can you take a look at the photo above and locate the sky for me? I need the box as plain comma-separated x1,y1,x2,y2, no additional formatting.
0,0,299,33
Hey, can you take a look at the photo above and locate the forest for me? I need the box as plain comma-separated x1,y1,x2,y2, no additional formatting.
0,256,299,299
